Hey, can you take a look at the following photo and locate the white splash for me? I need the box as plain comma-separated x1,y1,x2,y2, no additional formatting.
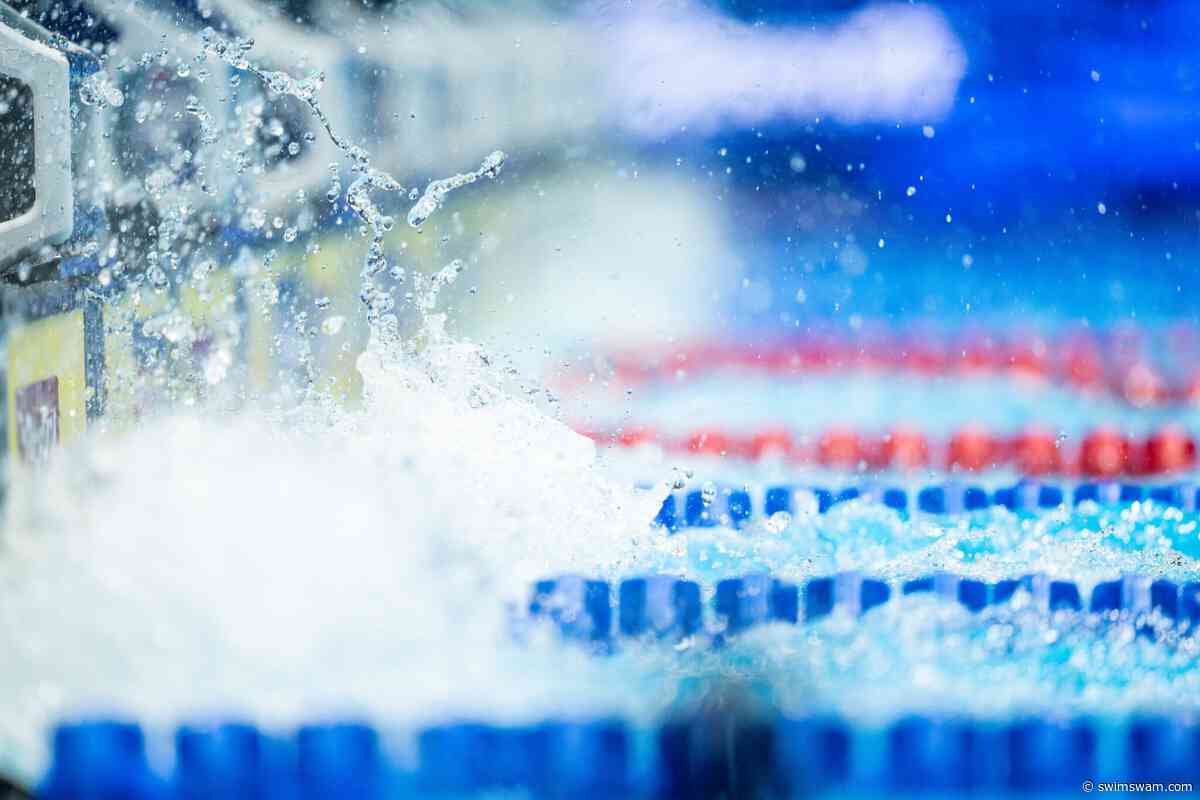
407,150,507,228
0,313,668,780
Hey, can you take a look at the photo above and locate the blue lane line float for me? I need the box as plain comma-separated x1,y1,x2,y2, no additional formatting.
714,573,799,632
803,572,890,621
417,719,630,798
529,573,1200,645
652,480,1200,530
40,721,165,800
620,575,703,638
40,714,1200,798
529,576,612,644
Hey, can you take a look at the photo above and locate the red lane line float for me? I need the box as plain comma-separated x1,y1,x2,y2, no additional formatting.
1078,428,1131,479
1139,426,1197,475
586,425,1199,478
1009,429,1063,476
818,428,865,470
947,427,1002,472
748,428,794,459
874,428,931,471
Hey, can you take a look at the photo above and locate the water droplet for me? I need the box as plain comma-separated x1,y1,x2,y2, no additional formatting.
764,511,792,534
321,315,345,336
407,151,507,228
79,71,125,108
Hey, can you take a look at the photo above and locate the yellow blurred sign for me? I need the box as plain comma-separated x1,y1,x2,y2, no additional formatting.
6,308,87,463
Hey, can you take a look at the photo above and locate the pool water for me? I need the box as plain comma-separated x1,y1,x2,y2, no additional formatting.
6,5,1200,798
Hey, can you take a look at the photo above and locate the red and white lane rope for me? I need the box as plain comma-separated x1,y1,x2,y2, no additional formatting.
584,329,1200,409
585,424,1198,477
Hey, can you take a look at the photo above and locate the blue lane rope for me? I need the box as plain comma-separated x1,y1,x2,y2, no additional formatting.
652,480,1200,530
527,573,1200,645
39,713,1200,798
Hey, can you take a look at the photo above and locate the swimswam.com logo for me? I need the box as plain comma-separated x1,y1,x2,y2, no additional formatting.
1083,780,1194,793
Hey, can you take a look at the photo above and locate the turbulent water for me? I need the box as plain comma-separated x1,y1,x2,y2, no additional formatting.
0,310,673,778
0,24,666,779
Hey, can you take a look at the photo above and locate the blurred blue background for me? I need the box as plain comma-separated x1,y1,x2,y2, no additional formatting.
660,0,1200,325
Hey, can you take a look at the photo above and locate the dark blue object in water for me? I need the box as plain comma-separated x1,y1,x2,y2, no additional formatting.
1090,576,1179,622
1128,718,1200,785
727,489,753,527
774,717,850,793
297,723,381,800
917,486,946,514
418,722,548,793
658,711,777,800
683,486,755,529
995,482,1064,510
763,486,792,516
805,572,890,620
902,573,988,613
918,485,990,514
1006,719,1096,791
653,494,679,531
882,488,907,511
1074,482,1136,505
888,716,983,792
993,574,1082,611
619,576,702,638
715,574,798,632
174,723,262,800
529,576,612,643
533,720,630,799
417,723,489,793
683,490,715,528
40,721,163,800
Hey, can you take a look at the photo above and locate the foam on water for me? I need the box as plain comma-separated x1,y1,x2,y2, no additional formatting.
739,594,1200,723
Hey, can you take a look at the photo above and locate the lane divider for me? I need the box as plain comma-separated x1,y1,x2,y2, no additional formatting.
652,480,1200,530
592,425,1198,477
40,713,1200,797
585,331,1200,410
527,573,1200,646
